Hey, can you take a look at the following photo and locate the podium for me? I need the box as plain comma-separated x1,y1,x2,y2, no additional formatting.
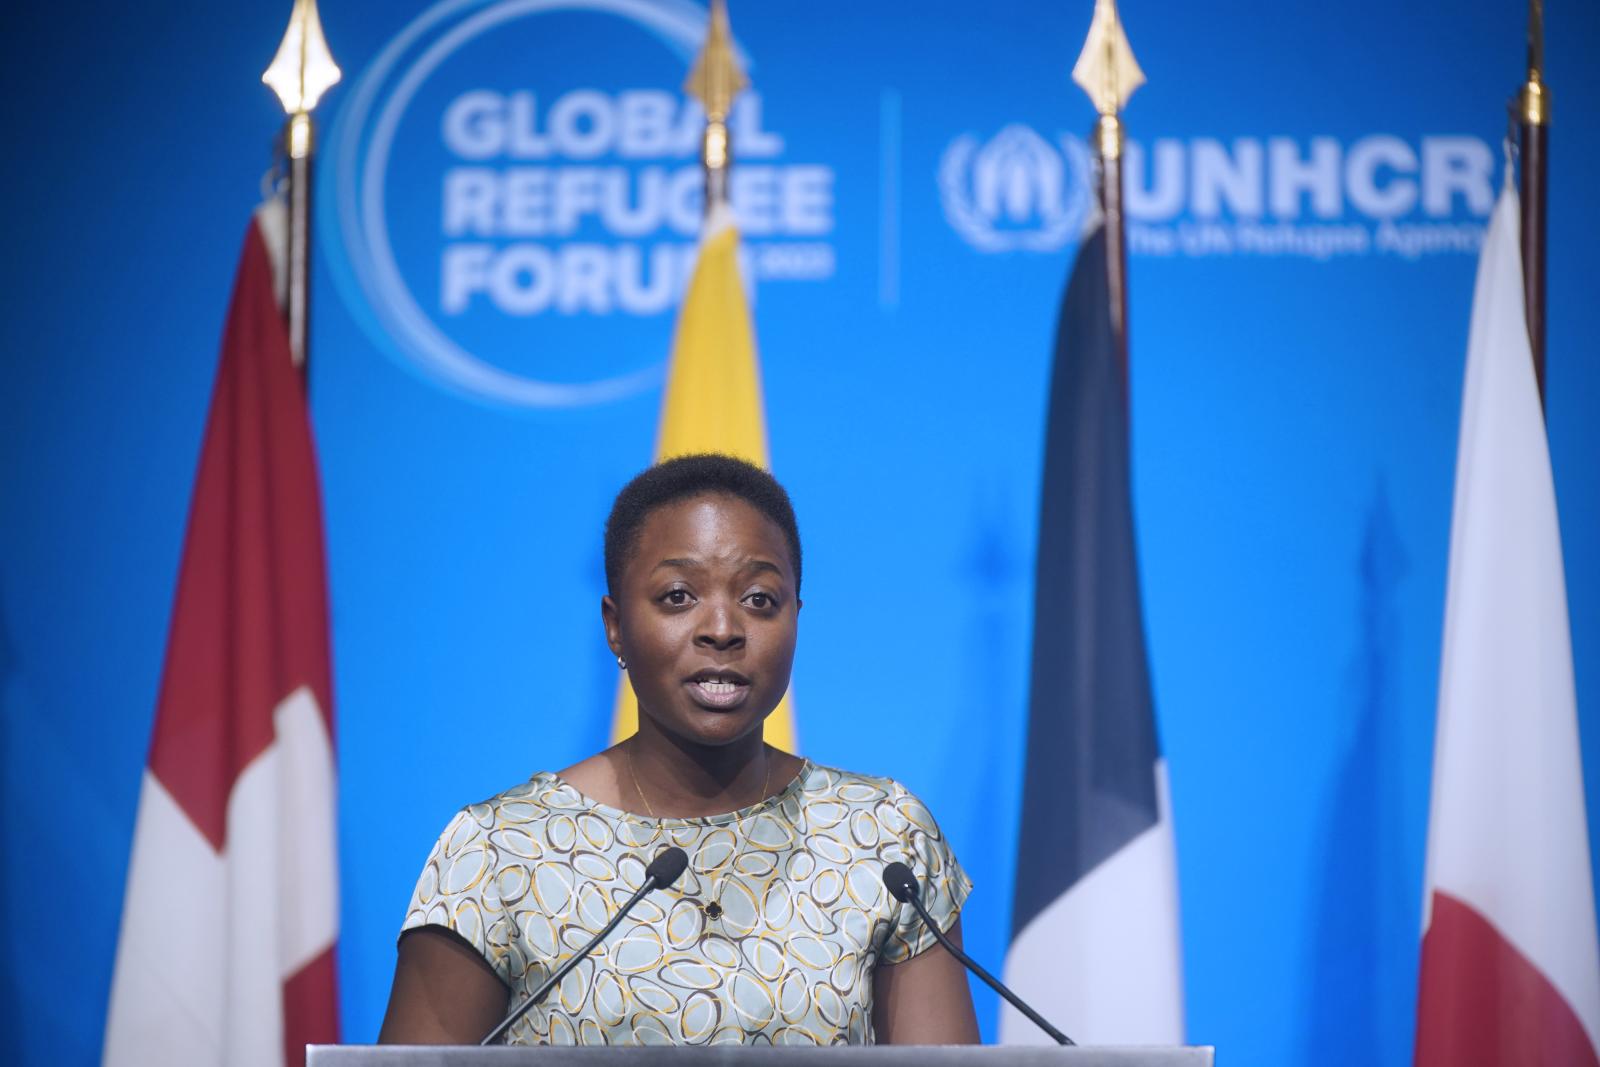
309,1048,1215,1066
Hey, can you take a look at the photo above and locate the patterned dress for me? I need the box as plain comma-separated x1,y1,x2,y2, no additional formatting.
401,760,971,1045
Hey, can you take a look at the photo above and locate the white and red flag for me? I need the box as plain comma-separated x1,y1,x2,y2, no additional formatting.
104,202,341,1067
1415,183,1600,1067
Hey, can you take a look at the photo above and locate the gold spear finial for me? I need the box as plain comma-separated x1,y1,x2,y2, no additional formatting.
1072,0,1144,117
684,0,748,210
262,0,341,370
1072,0,1143,161
263,0,343,122
1518,0,1550,125
684,0,748,122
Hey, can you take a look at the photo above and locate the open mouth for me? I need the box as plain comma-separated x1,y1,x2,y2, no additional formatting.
685,670,750,710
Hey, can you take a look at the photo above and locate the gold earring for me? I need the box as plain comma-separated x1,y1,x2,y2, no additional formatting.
616,655,627,670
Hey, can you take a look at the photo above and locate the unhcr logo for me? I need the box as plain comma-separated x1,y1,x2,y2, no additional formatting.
1122,135,1494,260
939,125,1494,262
938,125,1093,253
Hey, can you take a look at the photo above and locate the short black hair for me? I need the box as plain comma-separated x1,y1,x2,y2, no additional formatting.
604,454,802,596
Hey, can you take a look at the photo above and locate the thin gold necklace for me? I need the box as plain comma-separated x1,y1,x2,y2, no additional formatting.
627,747,777,921
625,746,775,821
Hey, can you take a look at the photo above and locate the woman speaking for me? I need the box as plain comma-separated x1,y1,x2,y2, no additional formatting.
379,455,979,1045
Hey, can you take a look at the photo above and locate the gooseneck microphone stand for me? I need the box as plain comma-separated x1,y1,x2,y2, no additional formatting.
882,861,1074,1046
480,847,689,1045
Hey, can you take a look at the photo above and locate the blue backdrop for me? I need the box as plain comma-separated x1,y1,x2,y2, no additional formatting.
3,2,1598,1065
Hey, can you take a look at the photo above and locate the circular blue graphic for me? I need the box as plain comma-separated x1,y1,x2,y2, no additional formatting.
322,0,732,408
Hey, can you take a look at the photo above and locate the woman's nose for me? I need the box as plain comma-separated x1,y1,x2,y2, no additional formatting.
695,599,745,650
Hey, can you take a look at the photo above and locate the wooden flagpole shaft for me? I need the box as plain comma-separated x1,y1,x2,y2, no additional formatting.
703,119,731,214
1516,0,1549,407
285,112,314,379
1518,115,1547,406
1096,116,1131,378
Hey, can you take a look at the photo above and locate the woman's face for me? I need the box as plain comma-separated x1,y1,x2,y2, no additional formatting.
604,493,799,749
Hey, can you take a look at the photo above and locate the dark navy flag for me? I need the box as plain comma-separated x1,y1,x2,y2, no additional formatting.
999,222,1185,1044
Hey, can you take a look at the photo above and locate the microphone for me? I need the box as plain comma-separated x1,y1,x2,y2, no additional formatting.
480,846,689,1045
881,861,1074,1046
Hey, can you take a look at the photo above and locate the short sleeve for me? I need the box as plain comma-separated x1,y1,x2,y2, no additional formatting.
878,782,973,964
400,805,512,983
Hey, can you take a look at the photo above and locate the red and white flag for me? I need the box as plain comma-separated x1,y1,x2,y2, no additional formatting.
104,202,341,1067
1415,183,1600,1067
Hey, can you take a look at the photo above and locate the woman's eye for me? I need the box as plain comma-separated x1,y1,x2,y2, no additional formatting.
744,592,774,609
662,589,693,606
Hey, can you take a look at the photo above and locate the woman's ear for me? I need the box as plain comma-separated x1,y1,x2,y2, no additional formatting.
600,595,623,658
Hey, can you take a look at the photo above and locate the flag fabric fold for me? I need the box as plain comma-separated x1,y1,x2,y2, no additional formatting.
1000,222,1184,1045
609,202,795,751
104,201,341,1067
1414,184,1600,1067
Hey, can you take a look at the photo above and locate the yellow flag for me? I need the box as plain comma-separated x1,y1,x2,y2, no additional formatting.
610,206,797,751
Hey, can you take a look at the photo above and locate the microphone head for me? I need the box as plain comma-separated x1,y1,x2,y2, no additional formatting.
882,861,919,903
646,846,689,889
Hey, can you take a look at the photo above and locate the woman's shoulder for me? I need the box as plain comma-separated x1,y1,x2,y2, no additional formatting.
793,761,942,825
433,770,586,837
795,759,897,796
790,761,967,894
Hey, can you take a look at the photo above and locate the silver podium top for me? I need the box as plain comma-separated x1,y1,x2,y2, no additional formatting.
309,1046,1215,1067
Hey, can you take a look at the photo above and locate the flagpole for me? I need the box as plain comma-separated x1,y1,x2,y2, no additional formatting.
685,0,747,216
1072,0,1144,377
612,0,799,748
1514,0,1549,406
104,16,346,1056
263,0,342,375
1097,116,1129,364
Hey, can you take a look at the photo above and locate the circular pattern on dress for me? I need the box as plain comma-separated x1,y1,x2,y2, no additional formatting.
400,761,970,1046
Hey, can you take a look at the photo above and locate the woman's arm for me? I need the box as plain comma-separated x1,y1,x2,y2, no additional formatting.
377,928,511,1044
871,916,982,1044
